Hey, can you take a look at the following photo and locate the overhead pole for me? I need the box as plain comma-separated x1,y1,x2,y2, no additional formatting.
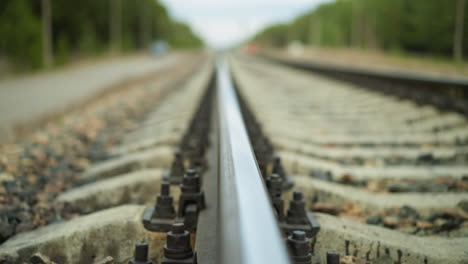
454,0,466,61
41,0,53,68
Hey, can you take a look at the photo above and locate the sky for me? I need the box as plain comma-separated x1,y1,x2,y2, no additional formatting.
159,0,331,48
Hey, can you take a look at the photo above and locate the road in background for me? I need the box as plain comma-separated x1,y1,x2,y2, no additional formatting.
0,54,181,138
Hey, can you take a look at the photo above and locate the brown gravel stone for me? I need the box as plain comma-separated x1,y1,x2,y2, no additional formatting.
383,216,399,228
456,180,468,191
340,255,369,264
30,253,56,264
416,221,433,229
312,202,341,215
341,202,361,216
93,256,114,264
340,215,366,223
339,173,354,184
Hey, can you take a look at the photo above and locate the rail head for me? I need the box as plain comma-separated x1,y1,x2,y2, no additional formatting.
216,58,291,264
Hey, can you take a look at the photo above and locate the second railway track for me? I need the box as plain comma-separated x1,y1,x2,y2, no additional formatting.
0,54,467,264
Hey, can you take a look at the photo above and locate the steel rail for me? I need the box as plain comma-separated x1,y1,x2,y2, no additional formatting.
216,58,291,264
264,55,468,87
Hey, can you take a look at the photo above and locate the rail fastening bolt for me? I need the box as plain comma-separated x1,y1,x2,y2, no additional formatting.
178,168,205,217
286,190,307,225
181,169,201,193
267,173,283,196
129,242,152,264
169,149,185,179
326,250,340,264
287,230,312,264
154,181,176,219
163,223,194,260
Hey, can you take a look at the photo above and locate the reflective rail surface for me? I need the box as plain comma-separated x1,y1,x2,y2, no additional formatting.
216,58,291,264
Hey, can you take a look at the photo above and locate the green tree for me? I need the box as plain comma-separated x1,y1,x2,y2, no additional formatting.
0,0,43,70
253,0,468,60
0,0,203,71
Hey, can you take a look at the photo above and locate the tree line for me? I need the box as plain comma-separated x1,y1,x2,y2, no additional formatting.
254,0,467,60
0,0,203,71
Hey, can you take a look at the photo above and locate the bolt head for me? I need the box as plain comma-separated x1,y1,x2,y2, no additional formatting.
134,242,149,262
172,223,185,234
186,169,196,176
270,173,280,180
326,250,340,264
164,223,193,260
161,181,170,196
293,190,303,201
292,230,306,241
287,230,311,261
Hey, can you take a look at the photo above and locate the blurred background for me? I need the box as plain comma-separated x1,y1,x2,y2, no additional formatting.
255,0,466,57
0,0,203,73
0,0,466,74
250,0,468,76
1,0,466,139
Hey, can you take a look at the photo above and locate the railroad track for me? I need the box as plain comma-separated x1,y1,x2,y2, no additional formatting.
262,55,468,116
0,54,467,264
